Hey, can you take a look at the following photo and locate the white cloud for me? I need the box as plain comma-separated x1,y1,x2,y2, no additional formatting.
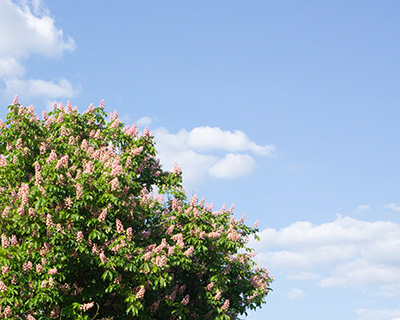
153,127,274,189
208,153,255,179
0,0,77,102
356,308,400,320
5,78,78,101
356,204,371,212
0,57,25,78
287,288,306,300
0,0,75,59
187,126,276,156
250,216,400,294
385,203,400,212
136,116,152,127
287,271,320,281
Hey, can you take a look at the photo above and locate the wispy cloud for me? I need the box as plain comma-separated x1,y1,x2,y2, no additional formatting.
153,126,275,189
250,215,400,295
355,204,371,212
287,288,306,300
356,308,400,320
0,0,78,103
385,203,400,212
136,116,152,127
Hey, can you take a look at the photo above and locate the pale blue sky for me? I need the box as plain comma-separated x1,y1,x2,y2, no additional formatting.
0,1,399,319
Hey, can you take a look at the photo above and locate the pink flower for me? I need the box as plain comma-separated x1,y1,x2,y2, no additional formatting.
214,291,222,301
110,110,118,121
75,183,83,199
15,137,23,150
142,251,152,260
98,209,107,222
22,261,33,272
41,280,47,288
10,235,18,246
46,214,54,228
111,157,123,176
110,177,119,191
56,112,63,123
189,194,198,206
179,284,186,294
94,129,101,139
1,266,9,275
3,306,11,317
110,118,120,129
81,302,94,311
167,245,175,256
18,106,25,116
76,231,84,242
173,162,181,175
64,197,73,209
48,268,57,275
0,280,8,292
1,206,9,218
206,282,214,291
36,264,43,273
67,101,73,113
221,299,230,312
55,155,69,170
17,205,24,215
171,233,184,247
136,286,146,299
13,95,18,105
127,124,138,137
83,160,94,174
130,146,143,156
184,246,194,257
253,219,259,229
99,252,107,264
1,234,9,249
165,225,175,235
87,103,94,113
208,230,221,239
81,139,88,151
116,219,124,233
154,255,167,268
144,127,150,137
181,294,190,306
47,150,57,163
0,155,6,167
126,227,132,241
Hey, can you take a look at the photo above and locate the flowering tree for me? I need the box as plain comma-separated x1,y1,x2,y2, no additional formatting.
0,96,272,320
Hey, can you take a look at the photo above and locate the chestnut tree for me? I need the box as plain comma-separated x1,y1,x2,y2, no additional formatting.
0,96,272,320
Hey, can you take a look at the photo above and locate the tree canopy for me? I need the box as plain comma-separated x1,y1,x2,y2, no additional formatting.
0,96,272,320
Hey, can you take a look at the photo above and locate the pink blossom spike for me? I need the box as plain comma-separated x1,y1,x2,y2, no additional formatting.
173,162,181,175
13,95,18,105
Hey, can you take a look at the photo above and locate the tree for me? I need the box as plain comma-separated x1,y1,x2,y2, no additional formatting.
0,96,272,320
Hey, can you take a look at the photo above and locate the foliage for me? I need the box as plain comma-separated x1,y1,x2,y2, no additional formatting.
0,97,272,319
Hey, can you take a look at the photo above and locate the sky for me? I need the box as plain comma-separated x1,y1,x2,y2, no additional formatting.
0,0,399,319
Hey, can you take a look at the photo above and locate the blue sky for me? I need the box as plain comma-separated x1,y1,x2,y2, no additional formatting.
1,0,400,319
